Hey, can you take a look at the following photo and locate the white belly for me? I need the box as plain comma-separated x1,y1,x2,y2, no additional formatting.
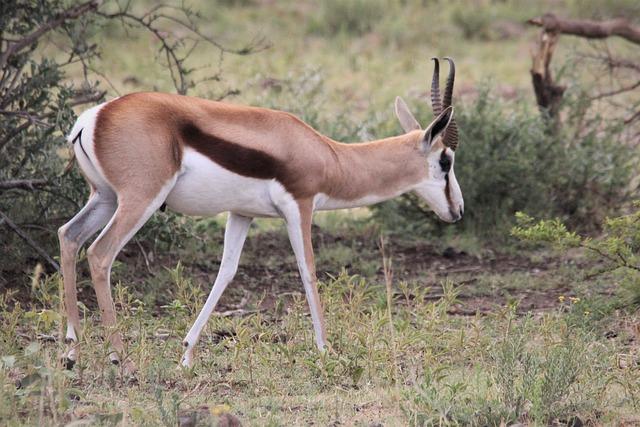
165,149,280,217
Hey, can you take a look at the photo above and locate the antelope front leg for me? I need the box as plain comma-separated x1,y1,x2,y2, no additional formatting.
284,199,327,350
181,213,253,368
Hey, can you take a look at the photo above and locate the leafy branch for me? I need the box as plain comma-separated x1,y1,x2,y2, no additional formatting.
512,208,640,305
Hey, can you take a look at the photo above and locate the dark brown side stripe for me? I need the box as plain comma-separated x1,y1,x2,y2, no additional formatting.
180,122,281,180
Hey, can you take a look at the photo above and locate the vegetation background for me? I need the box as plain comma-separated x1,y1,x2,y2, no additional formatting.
1,0,640,425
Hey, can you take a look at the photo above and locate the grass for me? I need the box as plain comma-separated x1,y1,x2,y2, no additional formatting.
2,223,640,425
0,267,640,425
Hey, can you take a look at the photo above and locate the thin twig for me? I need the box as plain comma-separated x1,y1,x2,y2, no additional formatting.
70,90,107,107
589,80,640,101
0,209,60,271
0,179,49,191
134,238,153,274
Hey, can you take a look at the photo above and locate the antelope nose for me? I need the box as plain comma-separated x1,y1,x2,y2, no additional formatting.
452,206,463,222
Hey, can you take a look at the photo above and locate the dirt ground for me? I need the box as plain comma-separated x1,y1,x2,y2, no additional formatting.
7,225,592,317
149,227,586,316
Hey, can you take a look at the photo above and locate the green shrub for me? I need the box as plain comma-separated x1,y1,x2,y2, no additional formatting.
451,5,493,40
513,205,640,308
372,85,637,239
402,313,606,425
307,0,388,36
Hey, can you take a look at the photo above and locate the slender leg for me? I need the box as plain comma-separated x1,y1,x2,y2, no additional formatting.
86,183,174,372
58,190,117,367
283,199,327,350
181,213,252,368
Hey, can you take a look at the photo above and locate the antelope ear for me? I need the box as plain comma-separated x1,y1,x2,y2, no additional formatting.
395,96,421,133
423,106,454,148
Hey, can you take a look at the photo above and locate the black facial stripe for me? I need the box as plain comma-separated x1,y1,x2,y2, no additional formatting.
444,174,453,204
444,174,457,218
439,150,451,173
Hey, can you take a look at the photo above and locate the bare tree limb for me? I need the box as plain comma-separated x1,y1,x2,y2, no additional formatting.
0,209,59,271
528,13,640,45
625,110,640,125
70,90,107,107
530,30,566,125
589,80,640,101
0,179,49,191
0,110,54,127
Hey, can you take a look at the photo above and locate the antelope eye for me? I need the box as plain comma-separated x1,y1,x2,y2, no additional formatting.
439,153,451,173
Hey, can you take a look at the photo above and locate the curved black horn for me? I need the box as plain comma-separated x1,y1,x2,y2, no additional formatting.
430,57,442,115
443,57,455,108
442,57,459,150
443,117,459,151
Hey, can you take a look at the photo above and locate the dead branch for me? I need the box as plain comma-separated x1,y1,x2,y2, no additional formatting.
530,30,566,123
0,179,49,191
528,13,640,45
0,209,59,271
0,110,54,128
69,90,107,107
527,13,640,128
589,79,640,101
625,110,640,125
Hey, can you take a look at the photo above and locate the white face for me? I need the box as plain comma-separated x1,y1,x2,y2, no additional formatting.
414,146,464,223
394,99,463,223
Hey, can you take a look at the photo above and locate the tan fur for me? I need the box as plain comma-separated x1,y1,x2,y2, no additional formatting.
297,198,327,344
93,92,429,201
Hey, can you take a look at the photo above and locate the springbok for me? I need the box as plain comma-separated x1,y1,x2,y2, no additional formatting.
59,58,462,372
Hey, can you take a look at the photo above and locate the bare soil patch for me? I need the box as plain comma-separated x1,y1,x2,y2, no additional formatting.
7,226,586,316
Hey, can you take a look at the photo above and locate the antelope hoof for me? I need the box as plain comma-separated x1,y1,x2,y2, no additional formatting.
109,351,120,365
180,348,194,369
62,347,77,370
62,357,76,370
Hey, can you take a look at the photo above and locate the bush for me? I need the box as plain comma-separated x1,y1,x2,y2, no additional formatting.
307,0,388,36
513,205,640,308
0,0,94,278
372,86,637,239
451,5,493,40
402,313,606,425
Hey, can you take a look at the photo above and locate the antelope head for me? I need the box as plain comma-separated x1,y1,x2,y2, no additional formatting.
394,57,463,223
